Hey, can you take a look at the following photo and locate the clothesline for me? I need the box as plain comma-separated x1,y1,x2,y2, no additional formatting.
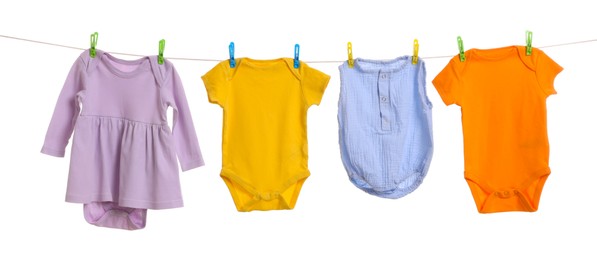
2,34,597,63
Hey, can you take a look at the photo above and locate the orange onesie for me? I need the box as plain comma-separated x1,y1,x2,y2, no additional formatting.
433,46,562,213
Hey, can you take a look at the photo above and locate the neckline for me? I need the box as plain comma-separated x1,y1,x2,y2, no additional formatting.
238,57,291,70
353,56,411,73
99,51,152,78
470,45,521,61
233,57,300,80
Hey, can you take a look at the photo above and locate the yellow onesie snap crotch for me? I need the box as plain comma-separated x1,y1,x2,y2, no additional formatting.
220,169,310,211
203,58,330,212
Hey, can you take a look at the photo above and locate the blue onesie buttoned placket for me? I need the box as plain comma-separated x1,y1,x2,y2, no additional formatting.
379,72,392,131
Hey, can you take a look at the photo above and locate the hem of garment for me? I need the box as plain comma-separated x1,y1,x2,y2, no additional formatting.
181,159,205,172
40,146,65,157
464,167,551,213
87,217,147,231
340,144,434,199
220,168,311,211
432,82,455,106
347,168,429,199
83,202,148,230
66,194,183,210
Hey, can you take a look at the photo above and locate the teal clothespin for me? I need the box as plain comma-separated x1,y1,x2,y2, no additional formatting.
90,32,98,58
158,39,165,65
457,36,465,62
229,42,236,68
294,44,300,68
526,31,533,56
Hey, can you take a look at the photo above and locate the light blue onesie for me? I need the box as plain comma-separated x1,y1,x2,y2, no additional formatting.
338,57,434,199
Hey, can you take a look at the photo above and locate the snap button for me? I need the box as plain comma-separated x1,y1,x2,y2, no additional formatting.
381,96,387,102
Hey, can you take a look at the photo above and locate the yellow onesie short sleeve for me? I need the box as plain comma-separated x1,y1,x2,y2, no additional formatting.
300,63,331,106
202,62,230,107
202,58,330,212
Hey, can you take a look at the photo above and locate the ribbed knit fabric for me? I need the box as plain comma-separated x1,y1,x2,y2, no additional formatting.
338,57,434,199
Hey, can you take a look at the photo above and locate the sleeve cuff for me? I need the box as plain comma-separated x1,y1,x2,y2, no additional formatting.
41,146,65,157
312,74,331,106
180,158,205,172
432,81,455,106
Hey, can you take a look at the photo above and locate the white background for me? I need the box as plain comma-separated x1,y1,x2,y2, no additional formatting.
1,0,596,259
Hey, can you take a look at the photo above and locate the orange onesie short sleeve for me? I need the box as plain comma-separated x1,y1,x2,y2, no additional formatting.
433,58,465,106
534,49,563,96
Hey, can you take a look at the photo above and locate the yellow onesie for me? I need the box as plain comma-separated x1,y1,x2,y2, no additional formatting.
202,58,330,211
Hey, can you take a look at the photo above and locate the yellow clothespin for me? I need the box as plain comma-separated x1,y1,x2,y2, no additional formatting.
412,39,419,65
347,42,354,68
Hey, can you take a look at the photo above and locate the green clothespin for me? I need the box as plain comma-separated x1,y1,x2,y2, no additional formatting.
526,31,533,56
90,32,98,58
457,36,465,62
158,39,165,64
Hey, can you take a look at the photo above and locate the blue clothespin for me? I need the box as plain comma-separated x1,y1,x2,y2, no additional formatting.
293,44,300,68
229,42,236,68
